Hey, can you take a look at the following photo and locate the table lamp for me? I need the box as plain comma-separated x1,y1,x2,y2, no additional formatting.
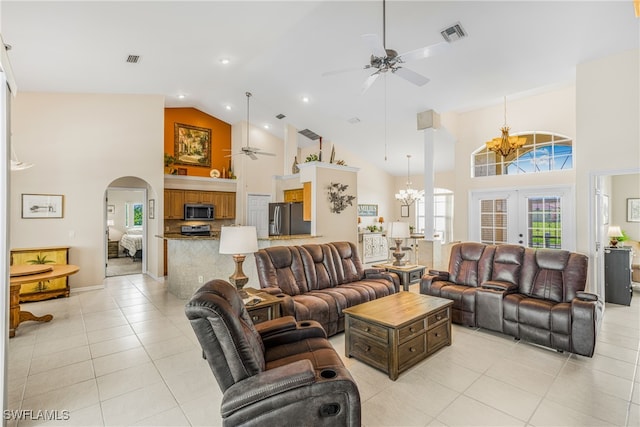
389,221,410,266
219,225,258,297
607,225,623,247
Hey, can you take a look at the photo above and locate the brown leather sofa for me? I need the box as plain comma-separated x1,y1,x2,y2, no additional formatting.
255,241,400,336
186,279,361,426
421,242,602,357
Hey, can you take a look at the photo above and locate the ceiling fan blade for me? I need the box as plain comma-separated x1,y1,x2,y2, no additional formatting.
248,152,258,160
322,65,370,77
361,34,387,58
393,67,430,86
397,41,450,64
361,72,381,94
255,151,276,157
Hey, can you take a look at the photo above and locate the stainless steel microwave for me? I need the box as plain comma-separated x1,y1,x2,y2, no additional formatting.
184,204,215,221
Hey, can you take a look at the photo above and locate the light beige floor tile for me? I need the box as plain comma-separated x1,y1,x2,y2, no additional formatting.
30,403,103,427
143,335,197,360
123,308,166,324
362,387,433,426
558,362,634,401
416,355,481,393
31,332,88,358
96,361,163,401
83,309,128,332
382,374,458,419
436,395,525,426
484,357,556,396
568,352,637,381
161,362,219,405
92,346,150,377
595,340,639,364
101,381,179,425
501,341,569,376
134,406,191,426
153,348,206,379
180,389,223,427
628,403,640,427
136,325,185,346
464,375,542,422
86,324,135,344
29,345,91,375
20,379,99,414
24,360,94,399
89,334,141,359
529,399,617,426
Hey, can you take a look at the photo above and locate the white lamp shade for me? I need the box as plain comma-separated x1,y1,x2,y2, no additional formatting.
388,222,410,239
607,226,623,238
219,226,259,254
107,219,115,226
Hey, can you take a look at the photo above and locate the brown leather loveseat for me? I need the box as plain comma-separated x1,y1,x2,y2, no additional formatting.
421,242,602,357
255,241,400,336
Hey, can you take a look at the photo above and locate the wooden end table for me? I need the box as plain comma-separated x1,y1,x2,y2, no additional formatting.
343,292,453,380
372,263,426,291
244,288,282,324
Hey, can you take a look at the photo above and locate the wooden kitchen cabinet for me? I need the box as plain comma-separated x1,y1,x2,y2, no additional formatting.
10,246,70,302
284,188,304,203
164,189,185,219
212,191,236,219
303,182,311,221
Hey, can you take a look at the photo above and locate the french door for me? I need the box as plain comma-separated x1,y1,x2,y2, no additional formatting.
470,186,575,250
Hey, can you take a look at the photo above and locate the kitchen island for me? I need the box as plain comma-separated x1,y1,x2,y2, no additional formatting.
158,234,323,299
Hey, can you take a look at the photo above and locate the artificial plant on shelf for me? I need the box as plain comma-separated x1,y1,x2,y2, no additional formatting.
164,153,177,175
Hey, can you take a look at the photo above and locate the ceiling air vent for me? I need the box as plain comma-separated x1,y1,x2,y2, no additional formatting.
298,128,321,140
276,113,286,120
347,117,361,124
126,54,141,64
440,22,467,43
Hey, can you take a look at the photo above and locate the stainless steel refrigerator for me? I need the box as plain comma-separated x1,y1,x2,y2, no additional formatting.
269,202,311,236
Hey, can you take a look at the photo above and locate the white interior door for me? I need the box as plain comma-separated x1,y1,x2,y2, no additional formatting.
246,194,270,238
470,186,575,250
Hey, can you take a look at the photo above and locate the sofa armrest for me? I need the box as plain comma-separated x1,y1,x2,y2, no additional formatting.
261,319,328,348
571,296,603,357
365,270,401,292
364,268,385,275
481,280,518,293
428,269,450,279
575,291,598,302
255,316,297,337
221,359,316,417
420,270,450,295
259,286,285,296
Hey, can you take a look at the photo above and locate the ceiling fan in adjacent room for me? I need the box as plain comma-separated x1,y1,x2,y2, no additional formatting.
226,92,275,160
322,0,451,93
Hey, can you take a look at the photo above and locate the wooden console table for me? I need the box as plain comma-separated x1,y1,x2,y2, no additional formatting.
8,264,79,338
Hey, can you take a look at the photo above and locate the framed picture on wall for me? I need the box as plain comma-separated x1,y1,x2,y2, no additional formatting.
22,194,64,219
357,204,378,217
174,123,211,168
401,205,410,217
628,198,640,222
148,199,155,219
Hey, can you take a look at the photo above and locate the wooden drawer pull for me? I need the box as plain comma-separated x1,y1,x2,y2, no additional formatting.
409,347,416,352
436,315,443,321
409,327,415,332
435,333,440,337
252,316,259,321
364,327,370,332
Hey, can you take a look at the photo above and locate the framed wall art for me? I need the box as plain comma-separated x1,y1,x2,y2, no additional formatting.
627,198,640,222
22,194,64,219
357,204,378,217
148,199,155,219
401,205,410,218
174,123,211,168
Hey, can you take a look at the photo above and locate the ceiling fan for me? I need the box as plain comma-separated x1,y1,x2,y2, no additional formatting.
323,0,450,93
226,92,276,160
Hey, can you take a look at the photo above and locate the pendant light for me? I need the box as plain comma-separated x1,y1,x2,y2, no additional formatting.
395,155,423,206
485,96,526,158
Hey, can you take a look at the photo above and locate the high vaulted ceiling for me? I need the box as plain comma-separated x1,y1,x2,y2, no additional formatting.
2,1,638,175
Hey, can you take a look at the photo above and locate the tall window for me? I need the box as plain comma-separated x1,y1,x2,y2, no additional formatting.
472,132,573,177
416,188,453,243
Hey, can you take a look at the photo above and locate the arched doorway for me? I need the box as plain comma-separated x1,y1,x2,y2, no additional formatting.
105,177,151,277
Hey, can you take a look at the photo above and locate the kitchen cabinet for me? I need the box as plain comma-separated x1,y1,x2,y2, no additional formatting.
164,189,235,219
164,189,185,219
303,182,311,221
10,246,70,302
284,188,304,203
605,247,633,306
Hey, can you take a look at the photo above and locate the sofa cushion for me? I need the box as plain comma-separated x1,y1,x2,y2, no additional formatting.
299,244,336,290
491,244,525,285
520,249,587,303
255,246,308,295
329,241,365,284
449,242,494,287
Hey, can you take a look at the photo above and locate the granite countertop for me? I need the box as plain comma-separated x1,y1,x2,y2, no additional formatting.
258,234,320,241
156,233,220,240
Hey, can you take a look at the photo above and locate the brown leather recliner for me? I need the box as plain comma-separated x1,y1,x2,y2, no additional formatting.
185,279,361,426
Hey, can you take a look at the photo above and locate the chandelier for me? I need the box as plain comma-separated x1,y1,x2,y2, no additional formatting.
395,155,423,206
485,96,526,158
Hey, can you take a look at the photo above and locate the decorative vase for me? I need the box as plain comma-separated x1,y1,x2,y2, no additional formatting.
292,157,300,174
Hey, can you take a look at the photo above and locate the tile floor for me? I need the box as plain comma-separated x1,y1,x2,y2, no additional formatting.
6,274,640,426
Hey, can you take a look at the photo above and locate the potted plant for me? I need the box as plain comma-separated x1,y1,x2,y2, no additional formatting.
164,153,177,175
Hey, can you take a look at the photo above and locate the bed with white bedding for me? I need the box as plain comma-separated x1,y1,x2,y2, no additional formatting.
120,229,143,260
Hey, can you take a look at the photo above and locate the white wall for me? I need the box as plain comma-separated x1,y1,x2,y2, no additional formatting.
10,93,165,287
611,174,640,242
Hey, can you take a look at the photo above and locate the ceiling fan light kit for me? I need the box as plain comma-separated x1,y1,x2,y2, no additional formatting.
225,91,275,161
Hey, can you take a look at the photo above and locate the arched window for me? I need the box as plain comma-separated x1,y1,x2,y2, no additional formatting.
472,132,573,177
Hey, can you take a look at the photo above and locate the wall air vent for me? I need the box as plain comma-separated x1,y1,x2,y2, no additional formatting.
298,129,321,140
126,55,141,64
440,22,467,43
276,114,286,120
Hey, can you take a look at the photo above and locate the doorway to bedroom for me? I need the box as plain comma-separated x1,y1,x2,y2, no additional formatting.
106,187,146,277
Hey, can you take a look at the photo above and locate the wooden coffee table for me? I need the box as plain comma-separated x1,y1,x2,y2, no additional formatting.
343,292,453,380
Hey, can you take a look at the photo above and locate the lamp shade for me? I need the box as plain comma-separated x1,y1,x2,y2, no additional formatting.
219,226,258,254
107,219,115,226
607,226,623,238
388,222,410,239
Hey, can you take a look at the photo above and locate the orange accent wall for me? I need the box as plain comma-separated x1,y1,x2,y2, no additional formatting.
164,107,232,177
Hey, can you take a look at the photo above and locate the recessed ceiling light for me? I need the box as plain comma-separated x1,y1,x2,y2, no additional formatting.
220,58,230,65
301,96,310,103
177,94,186,99
225,105,232,110
263,124,270,129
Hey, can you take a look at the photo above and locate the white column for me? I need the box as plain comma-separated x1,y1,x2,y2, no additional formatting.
423,128,435,240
